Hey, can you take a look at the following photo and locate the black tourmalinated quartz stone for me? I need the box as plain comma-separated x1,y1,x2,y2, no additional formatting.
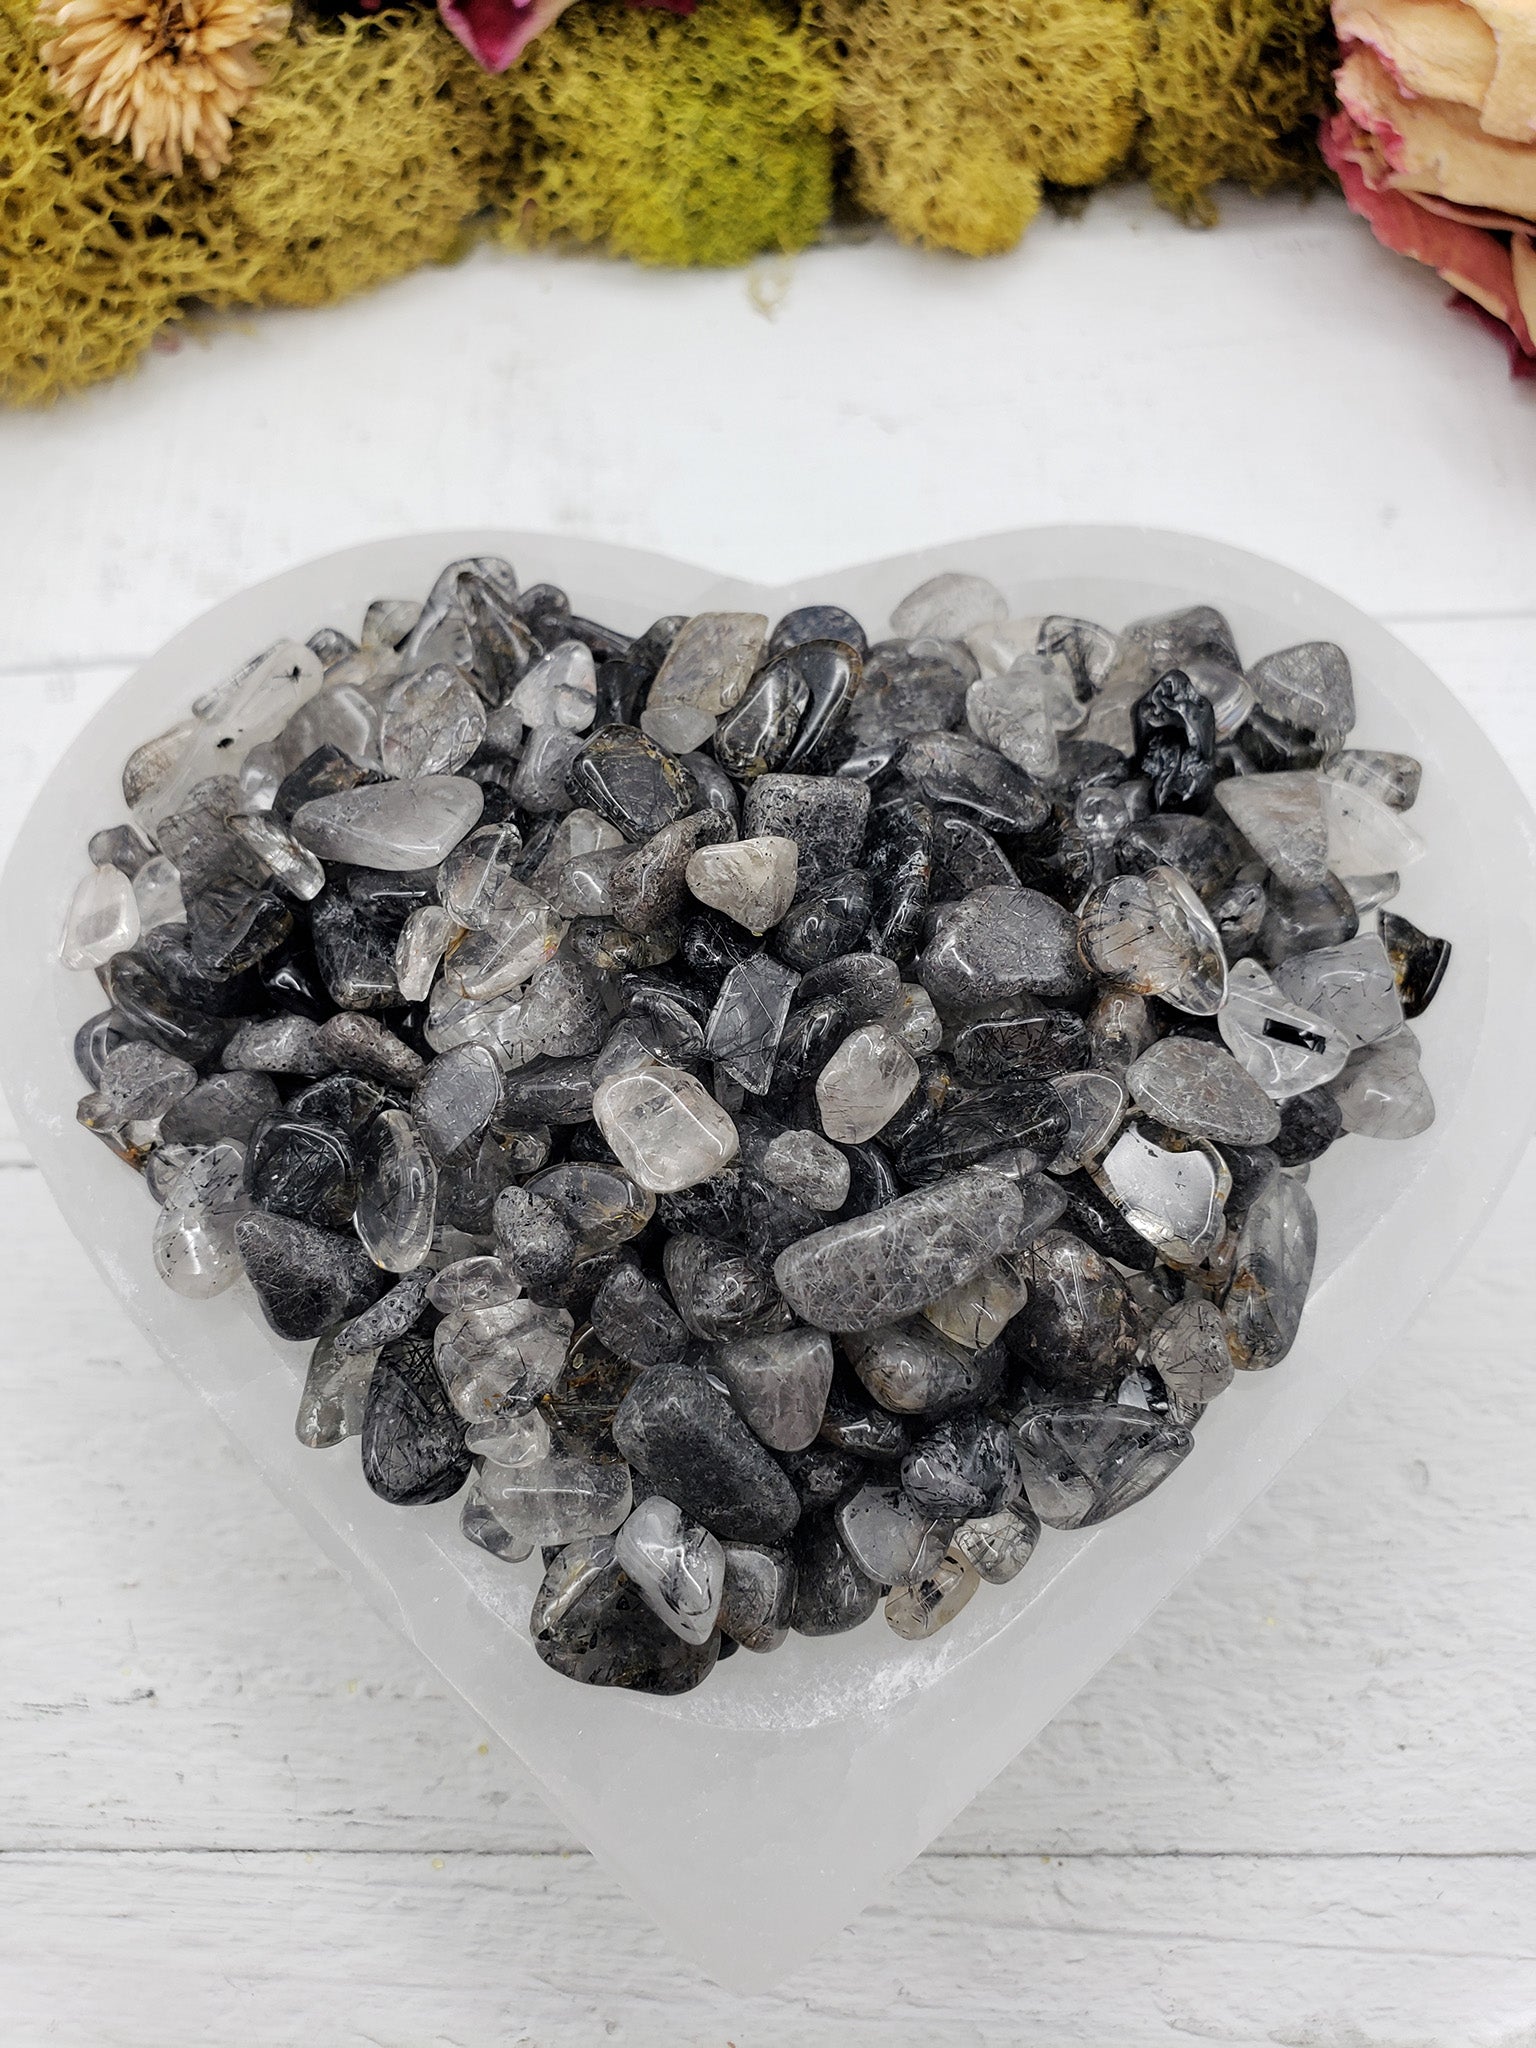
361,1333,472,1506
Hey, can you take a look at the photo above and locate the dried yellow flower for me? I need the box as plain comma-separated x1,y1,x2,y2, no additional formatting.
38,0,291,179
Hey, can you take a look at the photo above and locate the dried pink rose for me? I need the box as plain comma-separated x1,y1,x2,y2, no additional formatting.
440,0,694,72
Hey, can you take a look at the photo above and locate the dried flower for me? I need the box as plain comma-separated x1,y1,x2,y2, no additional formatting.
38,0,291,179
439,0,694,74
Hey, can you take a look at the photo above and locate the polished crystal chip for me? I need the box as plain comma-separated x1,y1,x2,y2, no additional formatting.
712,1326,834,1452
1224,1170,1318,1368
1274,932,1404,1050
461,1481,535,1563
438,823,526,928
152,1140,248,1299
1126,1035,1281,1145
465,1407,552,1467
1047,1069,1126,1172
773,1169,1026,1334
290,774,483,869
394,903,462,1002
479,1448,632,1550
615,1495,727,1645
642,612,767,753
815,1023,919,1144
331,1272,430,1356
1317,776,1425,877
1245,641,1355,742
761,1128,850,1211
1182,653,1255,738
228,809,326,899
884,1554,982,1639
718,1541,795,1653
354,1108,438,1272
888,981,942,1056
1005,1227,1142,1396
1214,772,1329,890
91,1040,198,1124
1012,1404,1194,1528
60,863,140,969
705,953,800,1094
510,642,598,729
379,663,487,779
132,854,186,931
592,1064,740,1194
314,1013,425,1088
1326,748,1422,812
965,661,1064,778
950,1499,1041,1585
427,1255,523,1315
1077,866,1227,1015
918,1245,1034,1350
920,884,1089,1011
685,836,798,935
844,1320,1002,1415
436,1298,574,1419
295,1329,377,1448
613,1360,801,1543
889,571,1007,642
1146,1297,1233,1420
142,641,323,831
835,1483,955,1587
1094,1123,1226,1266
1217,956,1352,1100
442,887,565,1001
1342,871,1400,913
1329,1026,1436,1139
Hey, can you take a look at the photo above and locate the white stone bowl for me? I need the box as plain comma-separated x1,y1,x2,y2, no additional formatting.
4,528,1534,1989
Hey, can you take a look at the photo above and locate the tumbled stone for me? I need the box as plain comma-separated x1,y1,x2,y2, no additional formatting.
221,1012,332,1080
713,1326,834,1451
966,660,1067,778
845,1321,1005,1416
530,1534,719,1694
1246,641,1354,742
525,1162,655,1257
884,1553,982,1639
378,663,487,780
662,1234,792,1343
1318,777,1424,881
1077,866,1227,1016
705,952,800,1094
902,1411,1020,1519
295,1329,376,1449
1329,1027,1436,1139
919,1249,1034,1350
641,612,766,753
1215,772,1329,890
436,1298,573,1420
761,1127,850,1210
59,864,141,972
460,1482,535,1564
413,1044,502,1164
890,1082,1069,1186
714,651,811,779
1093,1123,1226,1267
609,812,732,936
899,730,1050,838
152,1142,249,1299
593,1063,739,1193
158,1071,279,1147
790,1512,882,1635
613,1495,726,1645
1274,933,1403,1050
769,869,872,971
1224,1170,1317,1367
1327,748,1421,812
466,1406,552,1468
836,1482,955,1586
741,773,870,891
1274,1084,1345,1165
437,823,524,928
1379,910,1452,1018
774,1168,1025,1333
428,1255,523,1315
441,887,565,1002
589,1261,686,1368
479,1447,632,1549
509,724,583,813
1132,668,1217,812
354,1109,437,1273
891,571,1006,642
314,1012,425,1089
1217,956,1352,1101
508,642,597,729
565,724,695,839
290,774,483,869
244,1112,360,1228
359,1333,472,1506
685,836,797,936
1087,991,1157,1077
1256,873,1359,967
920,886,1089,1012
1146,1297,1233,1421
718,1540,796,1652
1004,1227,1141,1396
814,1023,918,1144
1127,1036,1281,1145
950,1499,1041,1584
1013,1404,1193,1527
1047,1068,1126,1173
489,1184,574,1293
331,1272,430,1357
236,1209,387,1340
953,1010,1091,1084
612,1360,800,1543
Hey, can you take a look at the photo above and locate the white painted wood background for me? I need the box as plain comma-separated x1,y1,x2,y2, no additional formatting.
1,183,1535,2047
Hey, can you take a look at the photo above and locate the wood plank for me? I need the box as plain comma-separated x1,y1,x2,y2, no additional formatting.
4,1145,1533,1861
1,1849,1531,2045
1,192,1534,669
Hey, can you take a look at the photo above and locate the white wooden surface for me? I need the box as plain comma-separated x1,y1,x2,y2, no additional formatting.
2,183,1535,2047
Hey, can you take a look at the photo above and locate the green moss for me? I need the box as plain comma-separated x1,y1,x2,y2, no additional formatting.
496,0,837,267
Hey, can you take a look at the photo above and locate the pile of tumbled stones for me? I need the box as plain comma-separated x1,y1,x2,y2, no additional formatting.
61,558,1451,1694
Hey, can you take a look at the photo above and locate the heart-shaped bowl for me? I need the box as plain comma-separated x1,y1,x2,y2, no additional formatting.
5,526,1534,1990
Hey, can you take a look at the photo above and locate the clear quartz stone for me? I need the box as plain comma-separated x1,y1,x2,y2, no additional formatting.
228,810,326,899
1078,867,1227,1015
355,1109,437,1273
510,642,597,728
890,572,1007,642
1317,776,1425,877
279,681,381,772
394,904,463,1002
1214,772,1329,890
479,1448,632,1551
379,663,487,779
290,775,483,869
1126,1036,1281,1145
1047,1069,1126,1173
1013,1404,1194,1527
920,1254,1031,1350
592,1065,740,1194
60,863,140,969
950,1500,1040,1585
460,1481,535,1563
1094,1123,1226,1266
888,982,943,1056
132,854,185,930
1329,1025,1435,1139
964,660,1066,777
761,1128,850,1210
438,824,527,927
685,836,799,935
1274,933,1404,1050
964,616,1045,678
295,1330,377,1448
885,1554,982,1640
141,641,323,831
712,1327,835,1451
1342,870,1400,913
1146,1297,1233,1420
442,887,565,1001
614,1495,727,1645
436,1300,573,1419
642,612,768,754
465,1408,552,1466
1217,956,1352,1100
152,1141,248,1299
529,808,625,895
1224,1171,1318,1368
427,1255,523,1314
90,1041,198,1123
1325,749,1421,812
815,1023,919,1144
510,724,582,814
836,1484,955,1587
